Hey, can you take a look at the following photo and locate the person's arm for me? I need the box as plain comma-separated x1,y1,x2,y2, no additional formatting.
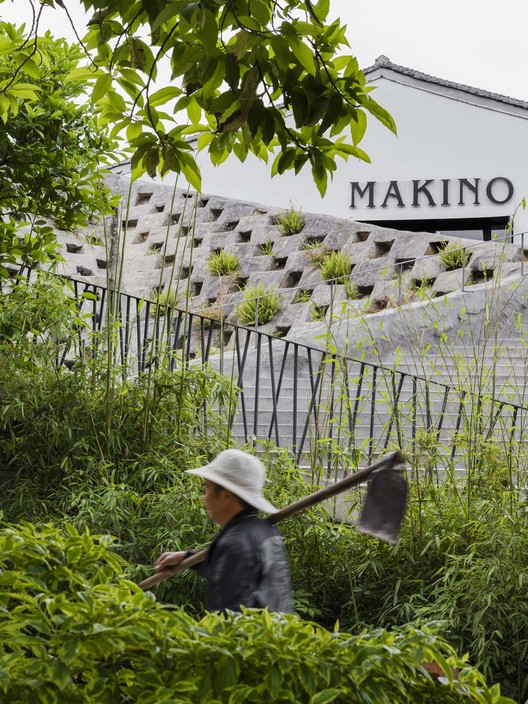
153,550,208,578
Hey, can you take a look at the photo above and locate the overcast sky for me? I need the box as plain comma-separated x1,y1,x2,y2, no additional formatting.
3,0,528,100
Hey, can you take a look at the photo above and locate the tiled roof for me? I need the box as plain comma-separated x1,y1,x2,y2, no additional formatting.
364,55,528,111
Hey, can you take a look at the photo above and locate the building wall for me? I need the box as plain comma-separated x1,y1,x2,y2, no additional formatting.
186,75,528,241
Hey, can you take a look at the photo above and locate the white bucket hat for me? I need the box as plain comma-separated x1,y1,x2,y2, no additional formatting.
186,449,277,513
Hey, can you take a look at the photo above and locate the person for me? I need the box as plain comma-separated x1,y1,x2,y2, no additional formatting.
154,448,294,614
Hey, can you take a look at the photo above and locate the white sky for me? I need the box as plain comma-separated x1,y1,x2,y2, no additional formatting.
2,0,528,100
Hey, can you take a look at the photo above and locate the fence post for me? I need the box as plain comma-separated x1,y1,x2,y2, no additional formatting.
254,290,259,348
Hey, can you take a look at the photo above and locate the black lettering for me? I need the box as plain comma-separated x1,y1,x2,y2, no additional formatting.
459,178,480,205
486,177,514,205
381,181,405,208
350,181,376,208
412,179,436,207
441,179,450,207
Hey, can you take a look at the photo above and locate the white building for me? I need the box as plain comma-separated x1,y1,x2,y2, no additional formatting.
191,56,528,243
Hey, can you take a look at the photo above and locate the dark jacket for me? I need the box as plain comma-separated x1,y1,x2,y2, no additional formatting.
194,508,294,613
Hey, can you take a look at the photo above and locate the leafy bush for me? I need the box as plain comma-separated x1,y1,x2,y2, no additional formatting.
1,273,527,699
235,283,281,326
318,251,353,284
439,240,470,270
276,205,306,235
207,249,240,276
0,522,512,704
0,275,238,609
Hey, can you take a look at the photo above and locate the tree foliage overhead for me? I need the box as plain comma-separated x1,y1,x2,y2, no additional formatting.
0,21,117,277
3,0,396,197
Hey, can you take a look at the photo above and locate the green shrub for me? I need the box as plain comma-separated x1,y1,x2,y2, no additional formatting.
2,273,527,700
0,522,512,704
207,249,240,275
235,283,281,326
439,240,470,270
318,251,353,284
293,288,312,303
276,205,305,235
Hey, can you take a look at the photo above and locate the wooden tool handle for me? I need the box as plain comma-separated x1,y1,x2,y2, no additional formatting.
138,549,207,590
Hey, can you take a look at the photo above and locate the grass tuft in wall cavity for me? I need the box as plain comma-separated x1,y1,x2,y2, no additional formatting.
235,282,281,326
207,249,240,276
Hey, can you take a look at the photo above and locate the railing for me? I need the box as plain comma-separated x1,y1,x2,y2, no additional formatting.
33,271,527,474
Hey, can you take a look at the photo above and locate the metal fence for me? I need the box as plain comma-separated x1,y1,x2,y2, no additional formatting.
39,271,527,474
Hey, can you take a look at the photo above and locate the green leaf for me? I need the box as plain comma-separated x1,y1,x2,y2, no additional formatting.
148,86,182,108
197,8,218,53
16,55,40,79
270,35,291,70
288,37,316,76
179,151,202,191
314,0,330,22
7,83,40,100
91,73,113,103
310,690,342,704
151,1,188,32
363,95,397,134
187,98,201,126
66,67,101,82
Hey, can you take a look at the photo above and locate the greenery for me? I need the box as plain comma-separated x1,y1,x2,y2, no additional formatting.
304,244,332,266
0,522,511,704
2,268,528,700
151,286,180,312
84,234,105,247
0,22,117,277
311,304,327,321
293,288,313,303
277,205,306,235
258,240,274,255
343,278,359,299
318,250,353,284
439,240,470,270
1,0,396,196
301,238,326,250
207,249,240,276
235,283,281,326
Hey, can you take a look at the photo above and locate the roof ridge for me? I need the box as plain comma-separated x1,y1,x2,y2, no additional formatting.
363,55,528,111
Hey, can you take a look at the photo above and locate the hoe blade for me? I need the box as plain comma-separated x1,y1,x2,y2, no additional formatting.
357,464,408,544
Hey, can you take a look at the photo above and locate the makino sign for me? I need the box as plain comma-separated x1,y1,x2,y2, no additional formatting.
350,177,515,209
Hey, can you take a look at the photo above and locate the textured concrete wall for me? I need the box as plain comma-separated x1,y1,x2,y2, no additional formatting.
53,174,526,345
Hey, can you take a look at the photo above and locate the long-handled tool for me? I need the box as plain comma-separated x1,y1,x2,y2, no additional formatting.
138,450,407,591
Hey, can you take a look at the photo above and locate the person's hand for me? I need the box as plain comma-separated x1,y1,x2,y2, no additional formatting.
154,551,187,573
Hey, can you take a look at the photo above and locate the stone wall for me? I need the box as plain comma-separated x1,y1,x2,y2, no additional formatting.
53,174,526,343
